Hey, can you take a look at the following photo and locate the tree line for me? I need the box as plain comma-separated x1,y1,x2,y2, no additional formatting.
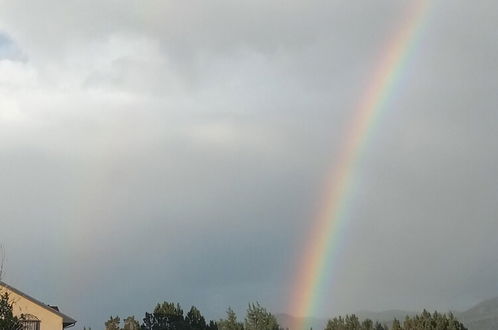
97,302,279,330
324,310,467,330
0,289,468,330
96,301,467,330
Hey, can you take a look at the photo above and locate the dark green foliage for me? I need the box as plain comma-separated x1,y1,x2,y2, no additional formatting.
325,315,344,330
391,319,402,330
217,307,244,330
325,314,364,330
142,302,186,329
361,319,373,330
186,306,207,330
400,310,467,330
326,311,466,330
105,316,121,330
0,292,22,330
105,300,467,330
139,302,217,330
124,316,141,330
346,315,361,329
244,302,279,330
207,320,218,330
373,322,387,330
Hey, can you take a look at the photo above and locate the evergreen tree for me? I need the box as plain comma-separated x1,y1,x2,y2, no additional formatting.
123,316,141,330
140,302,221,330
372,322,386,330
345,314,360,330
400,310,467,330
207,320,219,330
361,319,373,330
325,316,345,330
0,292,22,330
142,302,186,330
185,306,207,330
391,319,402,330
218,307,243,330
244,302,279,330
105,316,121,330
323,311,467,330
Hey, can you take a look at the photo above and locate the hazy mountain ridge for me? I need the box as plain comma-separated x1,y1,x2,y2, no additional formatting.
355,310,416,323
275,313,328,330
457,297,498,330
277,296,498,330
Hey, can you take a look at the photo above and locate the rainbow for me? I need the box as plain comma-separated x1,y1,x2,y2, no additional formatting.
289,1,430,329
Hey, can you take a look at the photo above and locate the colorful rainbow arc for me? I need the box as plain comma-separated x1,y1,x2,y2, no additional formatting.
289,1,430,329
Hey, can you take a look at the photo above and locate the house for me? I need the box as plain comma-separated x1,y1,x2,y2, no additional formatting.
0,281,76,329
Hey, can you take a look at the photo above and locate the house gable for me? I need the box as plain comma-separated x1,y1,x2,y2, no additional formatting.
0,281,76,329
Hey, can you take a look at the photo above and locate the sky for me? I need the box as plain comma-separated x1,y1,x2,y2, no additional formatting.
0,0,497,328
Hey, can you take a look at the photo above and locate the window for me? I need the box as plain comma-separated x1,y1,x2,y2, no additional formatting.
20,314,40,330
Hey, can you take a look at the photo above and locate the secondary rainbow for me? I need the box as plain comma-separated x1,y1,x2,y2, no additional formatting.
289,1,430,329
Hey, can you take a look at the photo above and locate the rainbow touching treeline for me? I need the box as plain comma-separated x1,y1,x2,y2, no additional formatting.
289,1,430,329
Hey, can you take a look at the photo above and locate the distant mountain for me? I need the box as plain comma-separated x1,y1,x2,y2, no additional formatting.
457,297,498,330
276,313,327,330
277,296,498,330
275,310,414,330
355,309,416,323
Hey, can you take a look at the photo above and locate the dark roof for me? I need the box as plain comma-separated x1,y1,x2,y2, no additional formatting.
0,281,76,327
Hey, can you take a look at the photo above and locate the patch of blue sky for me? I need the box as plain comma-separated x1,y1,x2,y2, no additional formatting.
0,32,24,61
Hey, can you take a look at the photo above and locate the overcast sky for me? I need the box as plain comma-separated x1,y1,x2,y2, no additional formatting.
0,1,497,329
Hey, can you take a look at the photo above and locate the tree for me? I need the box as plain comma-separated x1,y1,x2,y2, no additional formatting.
207,320,219,330
0,292,23,330
361,319,373,330
325,316,345,330
400,311,467,330
372,322,387,330
105,316,121,330
185,306,207,330
391,319,402,330
123,316,141,330
345,314,360,330
244,302,279,330
217,307,243,330
325,311,467,330
142,302,186,330
0,246,22,330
